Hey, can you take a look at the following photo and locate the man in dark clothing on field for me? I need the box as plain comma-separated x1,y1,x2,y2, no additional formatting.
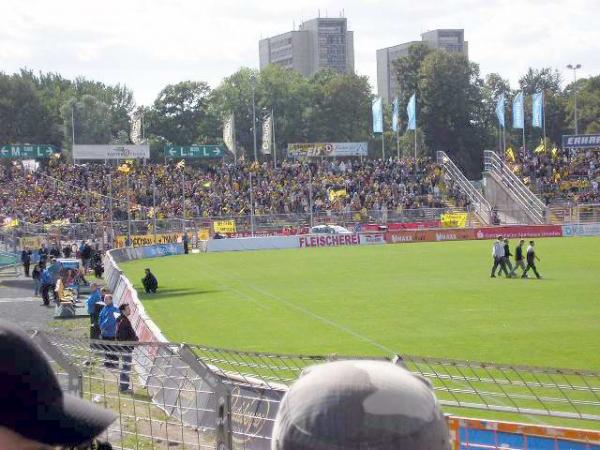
522,240,542,279
502,239,514,276
142,268,158,293
38,245,48,265
116,303,138,393
510,240,527,277
183,232,189,254
20,248,32,277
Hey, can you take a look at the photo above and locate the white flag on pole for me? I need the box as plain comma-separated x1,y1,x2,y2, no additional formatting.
223,114,236,155
261,113,272,154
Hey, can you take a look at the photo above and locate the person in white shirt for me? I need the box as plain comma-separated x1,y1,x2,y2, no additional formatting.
490,235,509,278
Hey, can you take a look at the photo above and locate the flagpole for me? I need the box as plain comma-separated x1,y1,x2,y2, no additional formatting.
414,128,418,172
152,173,157,245
396,129,400,160
542,91,547,148
181,166,185,233
249,171,255,236
272,108,277,167
381,133,385,160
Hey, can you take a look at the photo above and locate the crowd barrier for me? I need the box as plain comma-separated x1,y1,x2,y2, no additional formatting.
99,230,600,449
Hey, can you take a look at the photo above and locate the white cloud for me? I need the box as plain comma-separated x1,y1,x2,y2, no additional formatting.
0,0,598,104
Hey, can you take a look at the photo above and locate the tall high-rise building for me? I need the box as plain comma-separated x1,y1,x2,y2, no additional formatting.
259,17,354,76
377,29,468,102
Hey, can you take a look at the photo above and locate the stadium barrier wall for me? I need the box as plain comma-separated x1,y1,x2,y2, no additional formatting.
101,237,600,449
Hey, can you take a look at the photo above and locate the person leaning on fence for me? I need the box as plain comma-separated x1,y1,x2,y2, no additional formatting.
490,235,509,278
271,359,451,450
116,303,138,394
0,319,117,449
142,268,158,294
99,294,120,368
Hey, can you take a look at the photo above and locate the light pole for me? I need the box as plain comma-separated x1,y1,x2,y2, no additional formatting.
566,64,582,134
250,74,258,162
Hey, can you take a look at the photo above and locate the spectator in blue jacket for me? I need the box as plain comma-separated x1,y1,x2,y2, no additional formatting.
86,283,102,339
40,267,54,306
98,294,120,368
45,257,62,303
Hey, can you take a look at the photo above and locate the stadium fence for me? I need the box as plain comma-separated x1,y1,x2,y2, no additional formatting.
36,243,589,449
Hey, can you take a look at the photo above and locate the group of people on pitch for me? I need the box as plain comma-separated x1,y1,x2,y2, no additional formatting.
491,235,542,279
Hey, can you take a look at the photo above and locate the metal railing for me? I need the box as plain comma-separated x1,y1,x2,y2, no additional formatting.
483,150,548,224
437,151,492,224
36,328,600,450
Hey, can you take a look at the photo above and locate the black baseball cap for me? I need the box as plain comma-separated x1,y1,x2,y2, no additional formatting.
0,320,116,446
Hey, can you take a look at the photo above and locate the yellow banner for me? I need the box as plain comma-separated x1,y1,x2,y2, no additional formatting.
213,220,236,233
441,212,468,228
115,230,210,248
20,236,43,249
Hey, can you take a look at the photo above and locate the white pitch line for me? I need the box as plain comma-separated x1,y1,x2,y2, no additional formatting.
198,258,395,354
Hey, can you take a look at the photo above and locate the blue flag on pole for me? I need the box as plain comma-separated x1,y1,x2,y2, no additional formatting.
392,97,399,132
495,94,505,128
372,97,383,134
407,94,416,130
532,91,544,128
513,92,524,129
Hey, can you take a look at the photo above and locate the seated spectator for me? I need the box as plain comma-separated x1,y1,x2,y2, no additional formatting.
271,360,450,450
142,268,158,294
0,319,116,448
54,276,76,304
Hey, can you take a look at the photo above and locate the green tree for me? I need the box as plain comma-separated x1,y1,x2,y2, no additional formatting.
147,81,212,146
565,75,600,134
62,95,113,151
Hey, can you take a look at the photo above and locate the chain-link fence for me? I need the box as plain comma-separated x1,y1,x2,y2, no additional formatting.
34,328,600,450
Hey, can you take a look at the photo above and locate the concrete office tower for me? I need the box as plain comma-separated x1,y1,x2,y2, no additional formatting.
259,17,354,76
377,29,468,102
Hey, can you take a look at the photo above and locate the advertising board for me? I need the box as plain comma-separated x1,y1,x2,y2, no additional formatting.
386,228,476,244
115,232,182,248
213,220,237,233
562,223,600,237
473,225,563,240
73,144,150,160
287,142,368,157
298,234,360,248
358,233,386,245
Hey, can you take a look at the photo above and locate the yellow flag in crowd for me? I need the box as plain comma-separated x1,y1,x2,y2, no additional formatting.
505,147,516,162
147,207,155,218
117,163,131,174
203,181,212,188
176,159,185,169
2,218,19,229
328,189,348,202
551,147,559,159
534,138,546,154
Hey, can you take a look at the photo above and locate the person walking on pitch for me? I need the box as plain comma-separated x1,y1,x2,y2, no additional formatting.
502,238,514,276
491,235,509,278
510,239,527,277
522,241,542,279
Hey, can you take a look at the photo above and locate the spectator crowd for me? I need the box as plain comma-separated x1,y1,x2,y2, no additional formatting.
0,158,469,225
508,146,600,205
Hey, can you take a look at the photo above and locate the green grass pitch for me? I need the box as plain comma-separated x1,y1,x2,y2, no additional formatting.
120,237,600,370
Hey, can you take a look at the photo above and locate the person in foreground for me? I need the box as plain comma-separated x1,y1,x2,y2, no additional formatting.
271,359,451,450
0,319,116,449
142,268,158,294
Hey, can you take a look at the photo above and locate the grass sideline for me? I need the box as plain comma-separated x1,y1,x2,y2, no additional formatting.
120,237,600,370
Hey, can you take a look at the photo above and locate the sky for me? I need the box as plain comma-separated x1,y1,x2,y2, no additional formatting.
1,0,598,106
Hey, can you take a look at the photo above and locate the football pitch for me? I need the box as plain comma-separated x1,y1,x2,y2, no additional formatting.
120,237,600,370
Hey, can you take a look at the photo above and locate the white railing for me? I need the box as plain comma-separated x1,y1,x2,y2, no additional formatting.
437,151,491,224
483,150,548,224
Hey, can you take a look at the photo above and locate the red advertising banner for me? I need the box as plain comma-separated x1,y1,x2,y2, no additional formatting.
298,234,360,248
473,225,563,240
386,225,563,244
360,220,441,232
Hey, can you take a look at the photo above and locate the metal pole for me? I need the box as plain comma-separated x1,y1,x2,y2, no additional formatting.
272,108,277,167
308,166,314,228
152,173,158,244
396,129,400,159
252,79,258,162
542,90,547,149
108,174,114,247
381,133,385,160
574,69,579,135
71,104,76,151
126,175,132,246
181,167,185,232
414,129,418,173
249,171,255,236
